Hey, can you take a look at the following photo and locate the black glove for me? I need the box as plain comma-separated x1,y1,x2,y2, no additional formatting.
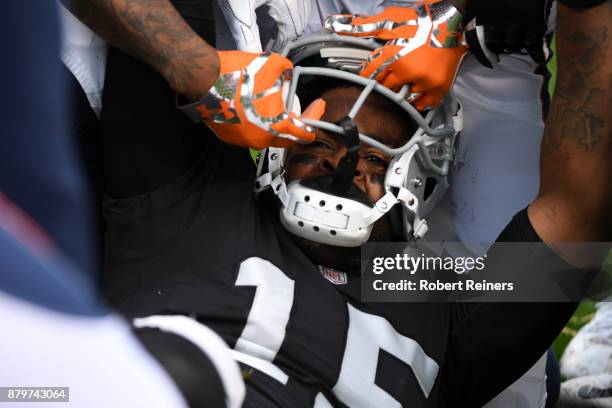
464,0,554,68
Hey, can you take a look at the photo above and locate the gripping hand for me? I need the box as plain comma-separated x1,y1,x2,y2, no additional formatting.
180,51,324,149
325,1,467,110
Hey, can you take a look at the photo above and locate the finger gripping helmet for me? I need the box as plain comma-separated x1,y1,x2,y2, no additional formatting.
255,34,463,247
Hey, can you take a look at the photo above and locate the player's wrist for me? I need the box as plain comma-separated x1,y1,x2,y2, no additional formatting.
168,47,221,102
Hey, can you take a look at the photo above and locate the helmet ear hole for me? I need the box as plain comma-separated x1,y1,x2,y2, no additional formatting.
423,177,438,201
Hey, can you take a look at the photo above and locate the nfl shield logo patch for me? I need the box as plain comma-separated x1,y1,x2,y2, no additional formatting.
319,266,348,285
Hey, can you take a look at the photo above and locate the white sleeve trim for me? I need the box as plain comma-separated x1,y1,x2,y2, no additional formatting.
133,315,246,408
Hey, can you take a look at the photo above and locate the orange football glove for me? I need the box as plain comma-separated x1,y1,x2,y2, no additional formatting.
179,50,324,150
325,1,467,110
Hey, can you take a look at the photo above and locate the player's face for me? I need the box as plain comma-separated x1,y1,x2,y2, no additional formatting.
282,87,414,272
285,86,411,204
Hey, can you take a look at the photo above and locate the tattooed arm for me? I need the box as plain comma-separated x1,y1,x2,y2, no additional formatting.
529,2,612,242
61,0,219,100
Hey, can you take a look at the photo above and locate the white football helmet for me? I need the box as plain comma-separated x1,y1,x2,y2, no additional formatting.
255,34,463,247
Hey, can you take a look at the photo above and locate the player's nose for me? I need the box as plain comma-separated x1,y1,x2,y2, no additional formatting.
320,146,346,174
320,148,366,189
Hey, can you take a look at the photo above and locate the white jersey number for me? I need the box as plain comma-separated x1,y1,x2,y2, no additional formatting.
234,257,439,406
234,258,295,361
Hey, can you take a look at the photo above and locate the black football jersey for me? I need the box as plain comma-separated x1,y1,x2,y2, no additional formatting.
103,139,577,408
98,0,580,404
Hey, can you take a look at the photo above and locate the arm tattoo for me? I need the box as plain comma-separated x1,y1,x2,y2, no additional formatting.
62,0,219,98
531,3,611,242
542,8,609,155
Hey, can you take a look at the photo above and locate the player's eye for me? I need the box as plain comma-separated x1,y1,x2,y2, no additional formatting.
308,140,333,150
364,153,388,166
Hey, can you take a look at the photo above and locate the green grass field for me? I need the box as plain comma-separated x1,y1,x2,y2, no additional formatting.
553,302,596,359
